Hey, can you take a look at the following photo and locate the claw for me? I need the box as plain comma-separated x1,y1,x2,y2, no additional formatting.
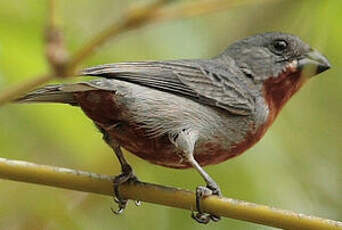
111,206,125,215
210,215,221,222
111,168,140,215
111,190,127,215
191,212,210,224
113,197,120,204
192,185,222,224
135,200,142,206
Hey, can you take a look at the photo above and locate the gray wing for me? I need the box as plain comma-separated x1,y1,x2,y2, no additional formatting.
80,60,254,115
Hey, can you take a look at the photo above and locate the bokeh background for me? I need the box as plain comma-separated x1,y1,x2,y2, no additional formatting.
0,0,341,229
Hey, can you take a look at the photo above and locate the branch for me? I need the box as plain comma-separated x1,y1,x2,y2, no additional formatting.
67,0,168,70
68,0,272,70
0,0,273,106
48,0,57,28
45,0,69,77
0,157,340,230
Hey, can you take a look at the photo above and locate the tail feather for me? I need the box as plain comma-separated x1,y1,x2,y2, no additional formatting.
15,84,78,105
15,80,114,105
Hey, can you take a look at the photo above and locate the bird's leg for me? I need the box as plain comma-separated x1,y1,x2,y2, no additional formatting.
185,154,222,224
169,129,221,224
98,125,140,214
111,145,140,214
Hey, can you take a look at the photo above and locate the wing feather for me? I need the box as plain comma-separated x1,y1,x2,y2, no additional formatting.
80,60,254,115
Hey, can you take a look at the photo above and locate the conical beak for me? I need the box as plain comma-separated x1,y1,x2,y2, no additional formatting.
298,49,331,75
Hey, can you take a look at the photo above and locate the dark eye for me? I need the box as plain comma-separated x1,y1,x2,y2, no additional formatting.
272,39,288,53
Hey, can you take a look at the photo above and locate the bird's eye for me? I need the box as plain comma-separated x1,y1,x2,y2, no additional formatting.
272,39,288,53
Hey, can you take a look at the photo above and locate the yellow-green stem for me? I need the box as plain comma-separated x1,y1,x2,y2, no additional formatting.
0,157,340,230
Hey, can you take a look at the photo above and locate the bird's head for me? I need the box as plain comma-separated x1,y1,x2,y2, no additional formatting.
221,32,331,114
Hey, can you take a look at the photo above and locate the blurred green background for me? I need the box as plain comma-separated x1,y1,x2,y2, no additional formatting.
0,0,341,229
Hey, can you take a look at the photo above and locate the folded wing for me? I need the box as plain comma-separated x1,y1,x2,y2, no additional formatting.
80,60,254,115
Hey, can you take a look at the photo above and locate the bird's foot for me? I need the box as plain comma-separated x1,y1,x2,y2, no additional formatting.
191,185,222,224
111,164,141,214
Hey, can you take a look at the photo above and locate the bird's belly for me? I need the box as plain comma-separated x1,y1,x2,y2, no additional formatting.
99,120,261,169
74,89,267,169
101,122,239,169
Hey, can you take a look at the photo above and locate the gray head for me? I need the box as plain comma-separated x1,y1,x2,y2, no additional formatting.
219,32,331,82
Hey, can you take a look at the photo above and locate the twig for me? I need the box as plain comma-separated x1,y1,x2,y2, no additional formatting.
45,0,69,77
0,157,341,230
68,0,271,70
0,0,273,107
67,0,168,70
48,0,57,28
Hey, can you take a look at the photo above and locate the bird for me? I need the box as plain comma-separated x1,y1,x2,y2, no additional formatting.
16,32,331,224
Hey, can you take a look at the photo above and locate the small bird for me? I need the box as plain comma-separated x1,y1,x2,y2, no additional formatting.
16,32,330,224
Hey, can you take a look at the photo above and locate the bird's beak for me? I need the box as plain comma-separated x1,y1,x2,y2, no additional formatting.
298,49,331,76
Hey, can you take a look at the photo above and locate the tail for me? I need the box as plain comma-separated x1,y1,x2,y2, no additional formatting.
15,84,78,105
15,80,117,105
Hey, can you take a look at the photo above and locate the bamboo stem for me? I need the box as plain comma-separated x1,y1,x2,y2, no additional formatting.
0,157,340,230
